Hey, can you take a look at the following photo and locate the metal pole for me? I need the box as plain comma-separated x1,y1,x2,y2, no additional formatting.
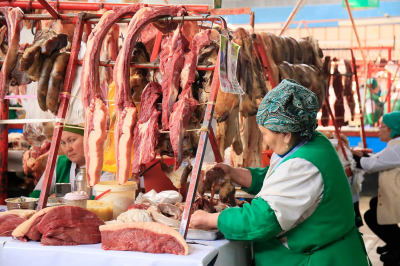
387,48,392,113
350,49,367,148
0,1,210,14
37,12,86,211
253,34,278,88
0,101,8,204
343,0,368,128
36,0,60,19
179,55,222,239
279,0,307,36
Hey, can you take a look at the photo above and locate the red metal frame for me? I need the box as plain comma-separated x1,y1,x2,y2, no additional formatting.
0,101,8,204
37,12,86,211
0,1,210,14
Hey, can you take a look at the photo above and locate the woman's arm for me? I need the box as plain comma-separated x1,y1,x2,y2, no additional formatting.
360,145,400,173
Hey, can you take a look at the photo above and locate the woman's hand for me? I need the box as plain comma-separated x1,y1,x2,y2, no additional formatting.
351,149,364,157
189,210,219,230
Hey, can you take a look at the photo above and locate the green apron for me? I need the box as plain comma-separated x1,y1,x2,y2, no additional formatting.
218,131,369,266
364,90,383,126
29,155,72,198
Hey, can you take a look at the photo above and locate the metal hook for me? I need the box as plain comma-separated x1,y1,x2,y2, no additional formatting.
50,19,58,30
179,16,184,29
152,62,156,82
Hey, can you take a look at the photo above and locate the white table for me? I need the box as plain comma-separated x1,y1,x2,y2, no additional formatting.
0,237,12,266
2,239,251,266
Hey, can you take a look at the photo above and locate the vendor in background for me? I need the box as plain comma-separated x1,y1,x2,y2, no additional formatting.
352,111,400,264
364,78,384,127
190,79,369,266
30,124,114,198
384,86,400,113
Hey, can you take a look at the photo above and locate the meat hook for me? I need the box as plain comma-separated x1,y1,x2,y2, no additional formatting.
179,16,184,29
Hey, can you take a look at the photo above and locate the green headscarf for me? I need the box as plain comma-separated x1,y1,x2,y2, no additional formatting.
367,78,378,89
63,124,84,136
256,79,319,137
382,111,400,138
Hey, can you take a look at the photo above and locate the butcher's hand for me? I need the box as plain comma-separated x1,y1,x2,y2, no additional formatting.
190,210,219,230
351,149,364,157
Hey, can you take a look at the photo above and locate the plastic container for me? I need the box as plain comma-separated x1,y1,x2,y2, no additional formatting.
93,181,137,219
86,200,113,221
64,191,89,209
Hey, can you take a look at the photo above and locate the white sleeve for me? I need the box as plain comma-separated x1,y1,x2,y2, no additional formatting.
360,145,400,173
33,168,57,194
256,158,324,231
100,171,116,182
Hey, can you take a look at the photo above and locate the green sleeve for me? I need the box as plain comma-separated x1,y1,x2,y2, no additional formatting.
29,190,41,198
241,166,269,195
217,197,282,242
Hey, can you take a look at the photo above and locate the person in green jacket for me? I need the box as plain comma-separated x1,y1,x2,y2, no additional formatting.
30,124,114,198
364,78,383,126
191,79,370,266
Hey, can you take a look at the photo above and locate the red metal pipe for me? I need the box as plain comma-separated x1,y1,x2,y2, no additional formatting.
37,12,86,211
0,101,8,204
387,49,392,113
208,7,251,16
253,34,277,88
150,31,163,62
36,0,59,19
279,0,306,36
208,127,223,163
0,1,210,14
179,54,222,239
350,49,367,148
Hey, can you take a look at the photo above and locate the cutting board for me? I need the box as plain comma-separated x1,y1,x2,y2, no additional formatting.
174,228,223,241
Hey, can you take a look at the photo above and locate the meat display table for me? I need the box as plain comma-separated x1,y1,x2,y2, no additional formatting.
2,239,251,266
0,237,11,266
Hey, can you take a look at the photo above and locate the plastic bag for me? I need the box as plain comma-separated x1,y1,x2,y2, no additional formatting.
135,189,182,205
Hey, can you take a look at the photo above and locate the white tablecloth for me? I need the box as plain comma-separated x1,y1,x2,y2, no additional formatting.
2,239,251,266
0,237,12,266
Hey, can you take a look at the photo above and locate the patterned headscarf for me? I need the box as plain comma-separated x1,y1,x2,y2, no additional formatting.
256,79,319,137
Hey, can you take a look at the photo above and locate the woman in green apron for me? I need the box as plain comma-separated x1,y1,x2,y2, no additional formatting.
353,111,400,264
190,79,369,266
30,124,114,197
364,78,383,127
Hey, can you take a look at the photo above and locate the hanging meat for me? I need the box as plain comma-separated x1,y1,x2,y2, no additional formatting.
232,28,267,117
160,26,190,130
19,28,68,81
46,52,70,113
10,44,32,86
0,7,23,101
131,82,162,177
130,42,150,104
343,60,355,121
332,59,344,128
81,4,142,187
114,5,184,182
160,158,192,189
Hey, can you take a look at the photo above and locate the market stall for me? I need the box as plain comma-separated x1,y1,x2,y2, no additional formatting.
0,0,363,265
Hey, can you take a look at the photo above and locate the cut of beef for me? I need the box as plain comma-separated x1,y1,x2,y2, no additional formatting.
0,7,23,101
169,90,198,170
131,82,162,175
47,52,70,113
0,214,26,236
332,62,344,128
13,206,104,246
10,55,32,86
100,222,189,255
160,26,190,130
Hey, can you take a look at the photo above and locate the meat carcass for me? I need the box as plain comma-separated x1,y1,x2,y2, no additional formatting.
37,51,60,111
232,28,267,117
140,23,159,55
0,25,7,59
100,222,189,255
13,206,104,245
47,52,70,113
298,39,314,65
114,5,185,180
344,60,355,121
82,5,143,187
160,26,190,130
0,7,23,101
302,36,323,68
11,45,32,86
131,82,161,177
23,140,51,181
130,42,150,104
332,61,344,127
257,33,279,89
19,28,68,81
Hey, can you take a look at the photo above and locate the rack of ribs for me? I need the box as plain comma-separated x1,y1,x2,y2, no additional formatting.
81,4,142,187
113,5,185,183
